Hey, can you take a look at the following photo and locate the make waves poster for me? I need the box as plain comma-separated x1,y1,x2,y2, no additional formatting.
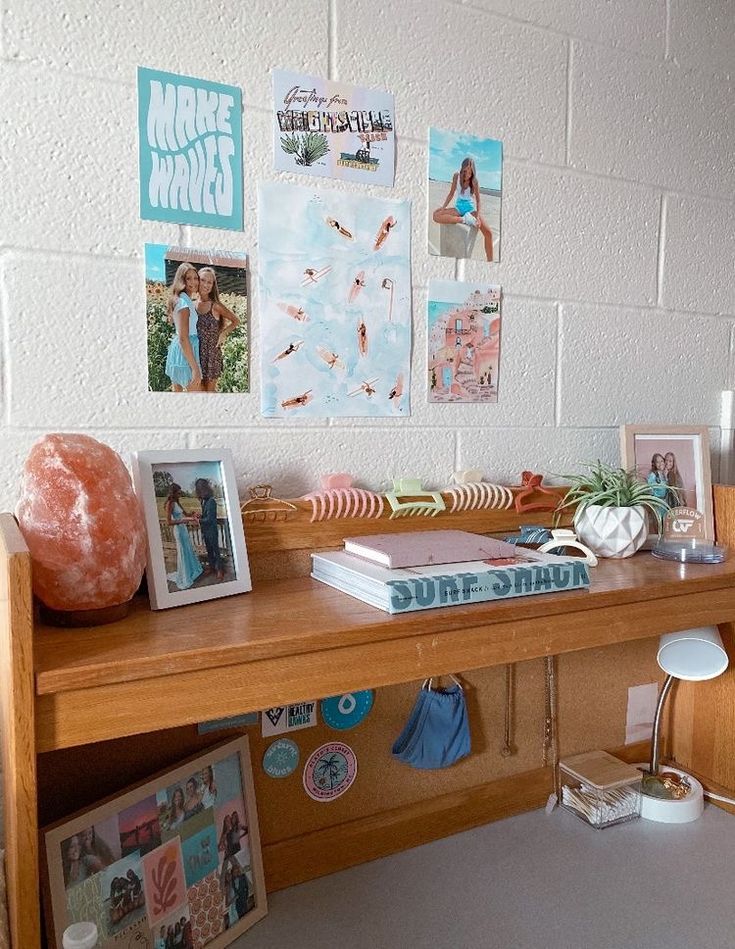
138,67,243,230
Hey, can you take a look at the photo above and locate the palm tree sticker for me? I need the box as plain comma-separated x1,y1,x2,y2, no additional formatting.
304,742,358,801
314,753,347,789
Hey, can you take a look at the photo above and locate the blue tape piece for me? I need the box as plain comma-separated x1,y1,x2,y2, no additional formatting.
197,712,259,734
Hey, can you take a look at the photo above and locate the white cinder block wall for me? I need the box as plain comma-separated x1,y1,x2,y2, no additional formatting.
2,0,734,509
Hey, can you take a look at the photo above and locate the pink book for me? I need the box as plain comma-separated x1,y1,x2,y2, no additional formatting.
342,530,518,569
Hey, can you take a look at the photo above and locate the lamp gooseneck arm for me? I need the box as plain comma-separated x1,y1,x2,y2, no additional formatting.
650,674,676,775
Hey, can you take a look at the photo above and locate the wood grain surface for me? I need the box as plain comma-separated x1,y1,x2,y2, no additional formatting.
34,556,735,695
34,556,735,752
669,485,735,792
0,514,41,948
242,487,570,554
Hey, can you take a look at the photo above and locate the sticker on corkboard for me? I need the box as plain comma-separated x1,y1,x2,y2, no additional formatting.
303,742,358,802
263,739,300,778
320,690,374,730
262,701,317,737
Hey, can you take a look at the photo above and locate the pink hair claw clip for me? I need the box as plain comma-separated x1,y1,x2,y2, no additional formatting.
302,473,385,522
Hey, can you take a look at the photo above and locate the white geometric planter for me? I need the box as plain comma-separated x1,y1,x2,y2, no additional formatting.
573,504,648,559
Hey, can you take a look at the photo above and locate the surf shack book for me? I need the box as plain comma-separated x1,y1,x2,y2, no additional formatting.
311,548,590,614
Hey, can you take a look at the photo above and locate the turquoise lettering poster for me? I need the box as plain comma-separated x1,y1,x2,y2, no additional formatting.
137,67,243,230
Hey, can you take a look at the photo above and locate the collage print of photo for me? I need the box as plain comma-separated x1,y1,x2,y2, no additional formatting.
61,752,253,948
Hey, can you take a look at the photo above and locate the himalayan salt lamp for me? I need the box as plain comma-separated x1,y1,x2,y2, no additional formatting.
16,434,147,624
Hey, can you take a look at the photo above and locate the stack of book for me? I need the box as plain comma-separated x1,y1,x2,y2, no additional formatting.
311,529,590,614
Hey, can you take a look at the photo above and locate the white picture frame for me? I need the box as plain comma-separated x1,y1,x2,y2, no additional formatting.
620,425,714,546
132,449,251,609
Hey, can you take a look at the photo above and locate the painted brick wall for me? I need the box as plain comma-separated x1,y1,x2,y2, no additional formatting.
1,0,733,509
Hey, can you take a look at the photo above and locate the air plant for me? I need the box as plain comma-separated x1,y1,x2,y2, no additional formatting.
554,461,677,527
280,132,330,166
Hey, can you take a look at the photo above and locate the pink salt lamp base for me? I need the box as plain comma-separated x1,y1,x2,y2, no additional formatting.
40,600,132,628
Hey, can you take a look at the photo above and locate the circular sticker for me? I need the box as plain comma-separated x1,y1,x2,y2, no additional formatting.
320,690,374,731
303,741,358,802
263,738,299,778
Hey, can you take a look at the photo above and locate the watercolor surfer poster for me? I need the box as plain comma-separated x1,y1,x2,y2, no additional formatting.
428,127,502,262
428,279,501,403
138,66,243,230
259,182,411,418
272,69,395,186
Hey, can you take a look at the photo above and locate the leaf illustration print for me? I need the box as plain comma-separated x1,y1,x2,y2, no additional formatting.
151,851,177,915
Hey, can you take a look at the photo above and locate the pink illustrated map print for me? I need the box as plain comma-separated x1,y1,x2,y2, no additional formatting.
142,838,187,927
427,280,501,404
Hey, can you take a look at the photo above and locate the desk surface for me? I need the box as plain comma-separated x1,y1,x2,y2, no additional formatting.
34,554,735,752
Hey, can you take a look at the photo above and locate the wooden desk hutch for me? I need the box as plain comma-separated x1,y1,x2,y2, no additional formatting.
2,486,735,947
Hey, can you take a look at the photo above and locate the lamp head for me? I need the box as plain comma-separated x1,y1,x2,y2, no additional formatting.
657,626,728,681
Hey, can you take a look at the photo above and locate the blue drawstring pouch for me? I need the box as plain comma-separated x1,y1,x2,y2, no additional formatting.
392,678,471,769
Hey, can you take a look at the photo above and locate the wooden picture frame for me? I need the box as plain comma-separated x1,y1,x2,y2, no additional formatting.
620,425,714,544
132,449,251,609
42,737,266,949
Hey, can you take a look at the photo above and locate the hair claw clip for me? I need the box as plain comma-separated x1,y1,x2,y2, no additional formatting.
537,529,598,567
240,484,297,522
514,471,558,514
446,470,514,512
301,473,384,522
385,478,446,519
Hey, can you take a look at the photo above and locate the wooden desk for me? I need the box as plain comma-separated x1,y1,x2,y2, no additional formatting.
5,511,735,947
34,555,735,753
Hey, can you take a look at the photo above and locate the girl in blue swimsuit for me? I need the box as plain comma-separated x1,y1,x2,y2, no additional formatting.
432,156,494,261
165,262,203,392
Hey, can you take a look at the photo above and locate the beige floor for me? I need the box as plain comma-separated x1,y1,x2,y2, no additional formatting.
234,803,735,949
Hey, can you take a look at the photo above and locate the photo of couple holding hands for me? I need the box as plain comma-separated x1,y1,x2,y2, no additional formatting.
164,477,233,592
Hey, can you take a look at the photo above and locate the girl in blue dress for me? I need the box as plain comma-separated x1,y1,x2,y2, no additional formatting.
165,484,203,591
165,263,203,392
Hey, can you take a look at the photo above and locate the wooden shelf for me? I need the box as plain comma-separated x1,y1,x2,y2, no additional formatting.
34,554,735,753
6,501,735,949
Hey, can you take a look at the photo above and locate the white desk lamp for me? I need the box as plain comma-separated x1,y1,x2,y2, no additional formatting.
641,626,729,823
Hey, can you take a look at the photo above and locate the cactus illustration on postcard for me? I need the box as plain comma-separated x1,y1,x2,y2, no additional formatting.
259,181,411,418
428,279,501,403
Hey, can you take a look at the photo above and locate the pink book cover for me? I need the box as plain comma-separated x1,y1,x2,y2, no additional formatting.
342,530,518,569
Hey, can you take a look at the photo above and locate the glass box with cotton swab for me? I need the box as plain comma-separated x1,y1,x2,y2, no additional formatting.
559,751,643,829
